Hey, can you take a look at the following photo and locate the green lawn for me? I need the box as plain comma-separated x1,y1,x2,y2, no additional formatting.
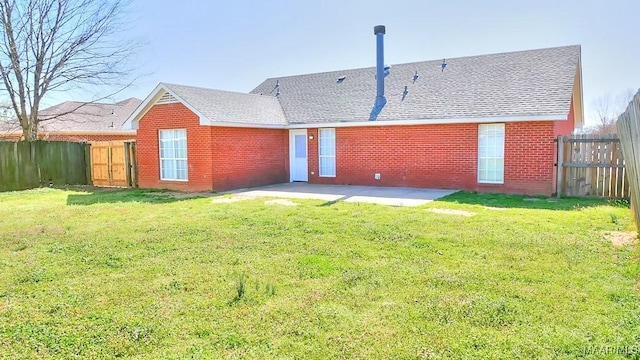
0,188,638,359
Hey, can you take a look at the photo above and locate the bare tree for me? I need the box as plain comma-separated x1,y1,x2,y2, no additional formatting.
0,101,15,132
0,0,137,140
588,90,635,136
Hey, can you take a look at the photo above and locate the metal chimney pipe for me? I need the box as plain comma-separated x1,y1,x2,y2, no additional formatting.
369,25,387,121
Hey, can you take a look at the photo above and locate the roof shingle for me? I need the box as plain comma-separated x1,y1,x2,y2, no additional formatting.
250,45,580,124
1,98,142,133
162,83,287,126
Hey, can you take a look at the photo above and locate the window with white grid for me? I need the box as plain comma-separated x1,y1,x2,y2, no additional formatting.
318,128,336,177
478,124,504,184
159,129,188,181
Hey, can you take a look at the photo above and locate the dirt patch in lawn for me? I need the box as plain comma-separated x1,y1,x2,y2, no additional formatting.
426,208,476,217
606,231,638,247
483,206,508,211
265,199,298,206
211,197,250,204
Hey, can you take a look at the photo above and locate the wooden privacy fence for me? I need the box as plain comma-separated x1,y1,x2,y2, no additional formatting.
0,141,90,192
556,135,629,198
616,90,640,230
89,140,137,187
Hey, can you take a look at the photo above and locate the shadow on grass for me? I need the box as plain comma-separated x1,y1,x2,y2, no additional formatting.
437,191,627,211
316,198,344,207
66,188,213,206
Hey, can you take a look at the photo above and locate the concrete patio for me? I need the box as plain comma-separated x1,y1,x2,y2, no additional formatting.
226,183,458,207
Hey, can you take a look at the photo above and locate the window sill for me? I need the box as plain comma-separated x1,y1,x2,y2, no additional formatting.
478,181,504,185
159,179,189,183
319,175,336,178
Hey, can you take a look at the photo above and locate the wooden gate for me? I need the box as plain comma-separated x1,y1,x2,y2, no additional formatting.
556,135,629,198
90,141,137,187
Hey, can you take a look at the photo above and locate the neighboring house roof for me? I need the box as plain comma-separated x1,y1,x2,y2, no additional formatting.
251,45,581,124
0,98,141,134
124,45,581,129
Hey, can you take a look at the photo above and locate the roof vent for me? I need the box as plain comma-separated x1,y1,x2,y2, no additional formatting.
275,88,281,97
402,86,408,101
441,59,447,72
337,76,346,83
413,71,419,83
157,92,178,104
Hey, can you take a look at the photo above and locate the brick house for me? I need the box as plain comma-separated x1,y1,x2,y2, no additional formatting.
124,42,583,195
0,98,141,142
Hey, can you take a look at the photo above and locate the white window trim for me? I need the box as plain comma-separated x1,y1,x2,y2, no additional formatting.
318,128,336,177
159,129,188,182
477,123,505,184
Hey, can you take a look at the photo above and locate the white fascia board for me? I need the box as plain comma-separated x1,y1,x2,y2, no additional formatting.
286,114,568,129
122,83,215,130
159,86,212,126
122,83,166,130
124,84,568,131
204,122,286,129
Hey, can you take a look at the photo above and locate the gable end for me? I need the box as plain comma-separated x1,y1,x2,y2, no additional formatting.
156,92,179,105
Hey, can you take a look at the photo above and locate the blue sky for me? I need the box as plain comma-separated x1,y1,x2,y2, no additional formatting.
62,0,639,126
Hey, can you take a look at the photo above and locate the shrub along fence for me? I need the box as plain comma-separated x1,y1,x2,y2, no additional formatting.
616,90,640,231
0,141,90,192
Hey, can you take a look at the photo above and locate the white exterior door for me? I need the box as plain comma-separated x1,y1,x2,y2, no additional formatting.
289,130,308,182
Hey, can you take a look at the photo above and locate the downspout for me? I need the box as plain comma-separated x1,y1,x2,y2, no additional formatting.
369,25,387,121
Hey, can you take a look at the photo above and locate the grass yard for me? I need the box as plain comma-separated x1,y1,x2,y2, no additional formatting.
0,188,639,359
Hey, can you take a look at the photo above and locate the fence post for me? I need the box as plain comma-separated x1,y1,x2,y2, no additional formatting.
84,143,92,185
131,142,138,188
556,136,564,198
124,142,131,187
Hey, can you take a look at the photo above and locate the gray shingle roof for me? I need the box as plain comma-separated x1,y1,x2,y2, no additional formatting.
250,45,580,124
0,98,141,133
162,83,287,126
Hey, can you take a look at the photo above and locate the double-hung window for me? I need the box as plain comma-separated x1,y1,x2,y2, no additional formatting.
159,129,188,181
318,128,336,177
478,124,504,183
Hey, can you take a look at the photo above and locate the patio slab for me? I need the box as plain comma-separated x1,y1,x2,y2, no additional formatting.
227,183,457,207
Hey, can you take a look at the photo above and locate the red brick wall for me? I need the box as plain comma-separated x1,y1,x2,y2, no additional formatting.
307,121,557,195
495,121,556,195
136,101,562,196
210,127,288,191
136,102,288,192
137,102,214,191
554,97,575,137
0,134,22,141
308,124,477,189
550,98,577,194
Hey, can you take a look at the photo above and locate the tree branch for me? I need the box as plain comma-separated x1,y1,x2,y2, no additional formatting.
0,0,139,140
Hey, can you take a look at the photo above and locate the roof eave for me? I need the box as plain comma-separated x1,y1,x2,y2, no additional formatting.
287,114,569,128
122,83,213,130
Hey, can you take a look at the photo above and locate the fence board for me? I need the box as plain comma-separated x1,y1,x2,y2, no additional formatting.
556,135,630,198
616,90,640,231
0,141,89,192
